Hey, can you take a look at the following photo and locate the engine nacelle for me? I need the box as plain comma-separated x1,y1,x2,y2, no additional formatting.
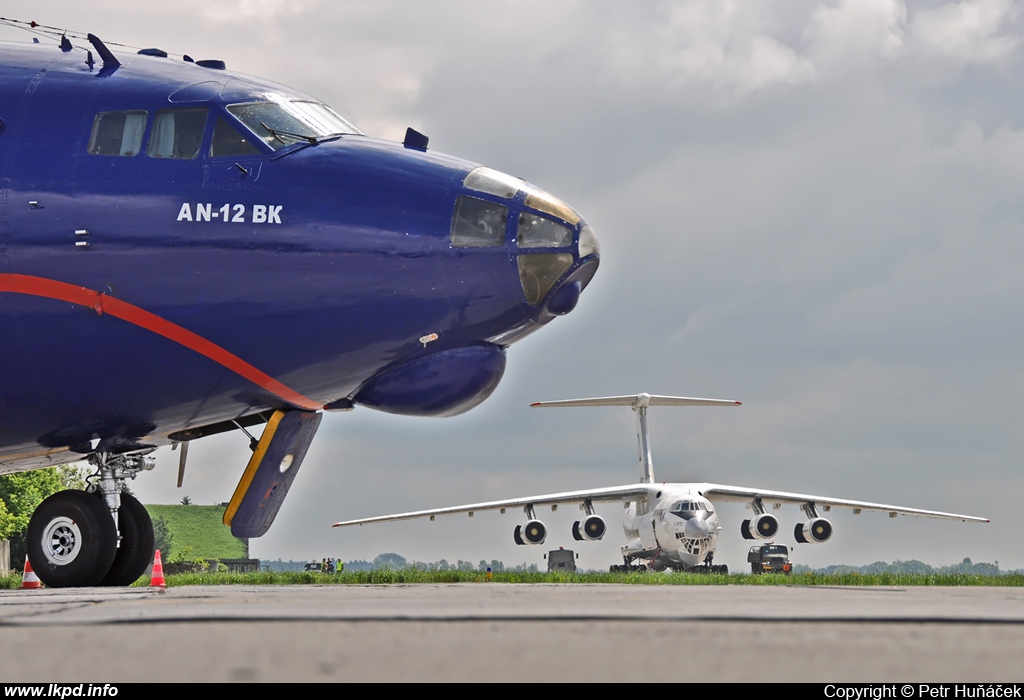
572,515,607,542
514,520,547,546
794,518,833,544
741,513,779,540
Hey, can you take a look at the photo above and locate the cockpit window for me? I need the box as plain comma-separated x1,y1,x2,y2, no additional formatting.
670,500,713,517
463,167,522,199
524,188,581,225
148,108,208,159
227,99,361,151
210,117,260,157
517,212,573,248
88,111,147,156
451,196,508,248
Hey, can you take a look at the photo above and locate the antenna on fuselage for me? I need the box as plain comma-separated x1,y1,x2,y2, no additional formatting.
531,393,741,484
87,33,120,75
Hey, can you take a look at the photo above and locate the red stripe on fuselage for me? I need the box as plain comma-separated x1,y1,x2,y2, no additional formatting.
0,274,323,411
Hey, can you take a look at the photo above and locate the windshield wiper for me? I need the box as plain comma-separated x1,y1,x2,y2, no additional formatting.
260,121,317,145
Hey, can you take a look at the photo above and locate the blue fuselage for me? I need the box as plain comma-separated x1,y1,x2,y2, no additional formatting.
0,41,598,470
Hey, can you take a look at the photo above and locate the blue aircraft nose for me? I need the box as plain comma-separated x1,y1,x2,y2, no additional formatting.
354,165,599,419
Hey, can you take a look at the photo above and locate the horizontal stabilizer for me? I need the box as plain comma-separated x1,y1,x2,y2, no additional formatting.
531,393,740,409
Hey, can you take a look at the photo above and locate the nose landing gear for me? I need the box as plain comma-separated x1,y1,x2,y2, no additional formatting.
28,490,117,587
26,451,157,588
99,492,154,586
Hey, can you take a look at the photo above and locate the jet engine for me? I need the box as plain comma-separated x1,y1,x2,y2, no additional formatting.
740,513,780,540
514,520,547,545
794,518,833,544
572,514,607,542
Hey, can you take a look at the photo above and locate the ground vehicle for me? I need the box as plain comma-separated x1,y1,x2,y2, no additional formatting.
545,548,577,573
748,543,792,574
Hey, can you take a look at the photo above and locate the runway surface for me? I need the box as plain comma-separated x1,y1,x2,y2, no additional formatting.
1,584,1022,682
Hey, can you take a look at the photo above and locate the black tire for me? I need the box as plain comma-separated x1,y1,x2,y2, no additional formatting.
99,493,155,586
28,490,118,588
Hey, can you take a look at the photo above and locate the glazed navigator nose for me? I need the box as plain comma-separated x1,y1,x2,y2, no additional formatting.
452,167,599,315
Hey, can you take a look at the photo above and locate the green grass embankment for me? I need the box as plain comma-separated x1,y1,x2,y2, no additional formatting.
145,504,247,560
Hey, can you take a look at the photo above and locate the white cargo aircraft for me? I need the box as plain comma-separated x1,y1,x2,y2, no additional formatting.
333,394,989,572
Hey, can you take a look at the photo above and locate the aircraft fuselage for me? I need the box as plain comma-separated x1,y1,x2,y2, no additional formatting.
0,40,598,470
623,485,722,570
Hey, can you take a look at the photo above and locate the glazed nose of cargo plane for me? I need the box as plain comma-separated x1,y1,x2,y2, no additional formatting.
452,167,600,316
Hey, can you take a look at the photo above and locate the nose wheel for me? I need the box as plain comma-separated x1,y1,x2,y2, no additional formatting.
99,493,155,586
27,490,118,588
27,450,158,588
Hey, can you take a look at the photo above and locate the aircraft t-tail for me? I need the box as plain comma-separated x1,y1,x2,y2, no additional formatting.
0,29,599,587
333,394,988,573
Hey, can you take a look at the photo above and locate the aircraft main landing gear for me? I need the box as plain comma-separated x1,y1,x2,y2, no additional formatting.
697,552,729,575
26,451,157,588
610,556,648,573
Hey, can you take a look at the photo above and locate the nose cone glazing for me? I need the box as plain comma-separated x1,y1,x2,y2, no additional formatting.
456,167,599,311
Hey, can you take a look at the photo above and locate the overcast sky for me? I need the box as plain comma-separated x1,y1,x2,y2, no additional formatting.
4,1,1022,572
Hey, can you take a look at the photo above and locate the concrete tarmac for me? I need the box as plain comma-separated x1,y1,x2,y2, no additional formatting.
1,583,1022,682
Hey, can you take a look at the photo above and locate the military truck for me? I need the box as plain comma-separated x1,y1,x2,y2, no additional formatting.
747,543,792,574
545,547,578,573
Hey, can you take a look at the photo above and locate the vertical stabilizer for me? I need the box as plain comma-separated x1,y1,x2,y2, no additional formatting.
531,393,741,484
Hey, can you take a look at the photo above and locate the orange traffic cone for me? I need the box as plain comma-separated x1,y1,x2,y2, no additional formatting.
21,556,41,589
149,549,166,589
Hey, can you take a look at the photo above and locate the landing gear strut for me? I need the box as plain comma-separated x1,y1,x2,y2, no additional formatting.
27,451,156,588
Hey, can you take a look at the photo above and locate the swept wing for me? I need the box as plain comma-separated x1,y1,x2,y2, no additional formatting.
333,483,651,527
696,483,988,523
